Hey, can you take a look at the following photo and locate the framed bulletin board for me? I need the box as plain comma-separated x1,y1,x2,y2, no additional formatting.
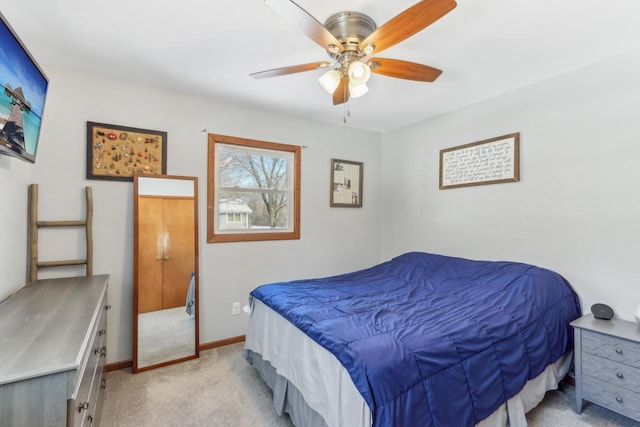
330,159,363,207
86,122,167,181
439,133,520,190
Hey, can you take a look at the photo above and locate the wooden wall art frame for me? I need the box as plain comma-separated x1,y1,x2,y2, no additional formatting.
330,159,363,207
86,121,167,182
439,133,520,190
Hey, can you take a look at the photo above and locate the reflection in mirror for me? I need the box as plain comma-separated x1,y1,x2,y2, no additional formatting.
133,174,199,372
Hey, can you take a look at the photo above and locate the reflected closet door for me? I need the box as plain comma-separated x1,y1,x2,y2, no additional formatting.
162,198,195,309
137,197,164,313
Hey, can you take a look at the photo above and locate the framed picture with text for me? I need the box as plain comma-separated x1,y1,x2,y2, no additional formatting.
439,133,520,190
330,158,363,207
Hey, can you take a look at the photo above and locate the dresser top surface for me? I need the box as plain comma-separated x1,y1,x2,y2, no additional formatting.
571,314,640,343
0,275,109,385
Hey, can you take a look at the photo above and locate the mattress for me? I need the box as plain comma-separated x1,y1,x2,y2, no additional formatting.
245,299,572,427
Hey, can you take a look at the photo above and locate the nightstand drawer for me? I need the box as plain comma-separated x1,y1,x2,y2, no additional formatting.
583,330,640,368
583,375,640,422
583,353,640,394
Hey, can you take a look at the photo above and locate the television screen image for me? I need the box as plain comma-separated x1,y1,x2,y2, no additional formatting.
0,11,48,163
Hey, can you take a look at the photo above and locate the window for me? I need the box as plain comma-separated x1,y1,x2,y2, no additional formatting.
207,134,301,243
227,213,242,223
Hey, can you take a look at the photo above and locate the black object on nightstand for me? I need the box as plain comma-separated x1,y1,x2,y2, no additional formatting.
591,303,614,320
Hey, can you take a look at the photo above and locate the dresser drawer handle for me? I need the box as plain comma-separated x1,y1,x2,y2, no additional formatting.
78,401,90,412
616,348,623,355
617,372,624,379
616,396,623,403
99,329,106,336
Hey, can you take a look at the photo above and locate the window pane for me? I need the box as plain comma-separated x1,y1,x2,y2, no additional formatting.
218,148,289,191
227,212,241,223
218,191,289,231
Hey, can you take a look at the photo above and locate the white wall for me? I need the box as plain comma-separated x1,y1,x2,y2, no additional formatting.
381,48,640,321
0,157,30,303
1,67,383,364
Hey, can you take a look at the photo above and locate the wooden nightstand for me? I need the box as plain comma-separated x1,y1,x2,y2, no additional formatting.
571,314,640,422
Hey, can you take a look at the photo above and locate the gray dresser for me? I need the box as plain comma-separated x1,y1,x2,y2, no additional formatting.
0,275,110,427
571,314,640,422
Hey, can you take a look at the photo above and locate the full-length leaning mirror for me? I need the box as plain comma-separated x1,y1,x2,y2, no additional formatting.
133,174,199,372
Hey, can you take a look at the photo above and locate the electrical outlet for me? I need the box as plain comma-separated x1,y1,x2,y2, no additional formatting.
232,302,240,315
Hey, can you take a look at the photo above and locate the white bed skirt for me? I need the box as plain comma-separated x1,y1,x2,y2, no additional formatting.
245,299,572,427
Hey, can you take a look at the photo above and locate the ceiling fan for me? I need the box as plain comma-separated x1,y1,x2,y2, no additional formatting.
251,0,457,106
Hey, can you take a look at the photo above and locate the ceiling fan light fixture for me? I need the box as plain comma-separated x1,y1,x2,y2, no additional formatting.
362,43,375,55
347,60,371,85
349,82,368,98
319,69,341,94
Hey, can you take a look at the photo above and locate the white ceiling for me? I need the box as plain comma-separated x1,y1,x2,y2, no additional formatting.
3,0,640,133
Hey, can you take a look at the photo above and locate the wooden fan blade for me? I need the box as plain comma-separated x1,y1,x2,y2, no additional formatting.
265,0,344,53
359,0,456,55
250,62,330,79
369,58,442,82
333,77,349,105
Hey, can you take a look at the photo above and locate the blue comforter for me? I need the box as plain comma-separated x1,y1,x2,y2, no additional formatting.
250,252,581,427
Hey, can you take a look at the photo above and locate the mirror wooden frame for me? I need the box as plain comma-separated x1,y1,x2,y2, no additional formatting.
133,174,199,372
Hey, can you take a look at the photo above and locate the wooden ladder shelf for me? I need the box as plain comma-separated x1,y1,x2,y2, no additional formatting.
28,184,94,282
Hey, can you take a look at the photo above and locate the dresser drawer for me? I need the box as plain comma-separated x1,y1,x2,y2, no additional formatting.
583,330,640,369
88,366,106,426
68,301,108,427
583,375,640,422
583,353,640,394
86,313,107,427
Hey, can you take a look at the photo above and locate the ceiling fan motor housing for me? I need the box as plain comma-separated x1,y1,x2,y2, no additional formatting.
324,11,377,57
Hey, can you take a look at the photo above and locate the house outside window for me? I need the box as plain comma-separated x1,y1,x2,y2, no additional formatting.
220,199,251,229
207,134,301,243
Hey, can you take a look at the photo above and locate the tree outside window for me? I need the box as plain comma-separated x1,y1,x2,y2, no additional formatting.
207,134,301,243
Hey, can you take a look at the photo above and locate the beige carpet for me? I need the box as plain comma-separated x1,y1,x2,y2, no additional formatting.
137,306,196,368
102,342,640,427
102,342,292,427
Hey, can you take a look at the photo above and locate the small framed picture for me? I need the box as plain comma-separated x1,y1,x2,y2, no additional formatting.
86,121,167,181
330,159,363,207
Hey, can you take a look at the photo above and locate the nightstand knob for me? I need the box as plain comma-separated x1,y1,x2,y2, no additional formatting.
616,396,623,403
616,348,623,355
617,372,624,379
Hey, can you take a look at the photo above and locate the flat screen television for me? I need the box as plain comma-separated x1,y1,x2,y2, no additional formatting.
0,11,48,163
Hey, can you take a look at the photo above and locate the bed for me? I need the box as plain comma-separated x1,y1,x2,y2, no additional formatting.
244,252,581,427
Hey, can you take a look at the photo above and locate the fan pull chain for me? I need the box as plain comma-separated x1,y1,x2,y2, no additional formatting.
343,97,351,124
